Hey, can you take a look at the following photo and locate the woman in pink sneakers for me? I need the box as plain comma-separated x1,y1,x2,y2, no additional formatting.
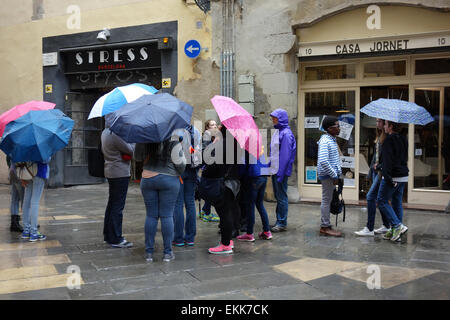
237,150,272,242
203,126,241,254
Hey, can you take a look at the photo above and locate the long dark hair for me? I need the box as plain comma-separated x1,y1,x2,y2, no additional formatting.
144,140,173,166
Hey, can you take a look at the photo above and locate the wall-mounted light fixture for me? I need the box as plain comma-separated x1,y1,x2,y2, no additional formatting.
97,28,110,42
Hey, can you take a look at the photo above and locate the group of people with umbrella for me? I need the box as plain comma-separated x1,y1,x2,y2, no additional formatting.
1,82,435,260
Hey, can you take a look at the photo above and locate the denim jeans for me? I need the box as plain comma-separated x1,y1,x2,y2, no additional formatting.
377,179,406,228
272,175,289,227
247,176,270,234
10,179,24,216
366,172,391,231
173,177,197,243
22,176,45,234
104,177,130,244
141,174,180,254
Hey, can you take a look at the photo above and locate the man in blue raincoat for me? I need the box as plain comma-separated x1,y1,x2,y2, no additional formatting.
269,108,297,232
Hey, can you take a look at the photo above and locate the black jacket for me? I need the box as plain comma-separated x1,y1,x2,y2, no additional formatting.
380,133,409,185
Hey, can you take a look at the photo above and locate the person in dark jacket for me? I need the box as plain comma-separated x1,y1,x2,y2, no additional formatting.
204,125,241,254
7,156,24,232
269,109,296,232
377,120,409,242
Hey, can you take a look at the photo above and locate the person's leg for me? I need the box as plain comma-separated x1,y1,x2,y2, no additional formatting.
377,179,401,228
173,182,185,245
141,178,159,255
365,173,380,231
215,189,235,246
21,182,33,237
320,178,335,228
10,182,20,216
272,176,288,229
391,182,406,224
183,178,197,244
29,177,45,238
105,177,130,244
245,178,257,235
255,177,271,232
271,175,280,223
158,175,181,256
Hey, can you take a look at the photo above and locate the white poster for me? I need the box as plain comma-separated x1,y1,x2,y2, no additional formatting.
338,121,353,141
305,117,320,129
341,156,355,168
344,178,355,187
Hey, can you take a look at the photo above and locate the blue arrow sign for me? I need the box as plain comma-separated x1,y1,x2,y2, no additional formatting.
184,40,201,58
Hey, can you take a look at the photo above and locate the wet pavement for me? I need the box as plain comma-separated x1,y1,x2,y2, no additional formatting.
0,182,449,300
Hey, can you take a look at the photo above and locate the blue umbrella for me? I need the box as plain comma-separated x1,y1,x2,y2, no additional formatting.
0,109,74,162
361,98,434,125
109,93,193,143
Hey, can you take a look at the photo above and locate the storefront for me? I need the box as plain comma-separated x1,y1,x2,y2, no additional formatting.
42,21,177,187
296,5,450,208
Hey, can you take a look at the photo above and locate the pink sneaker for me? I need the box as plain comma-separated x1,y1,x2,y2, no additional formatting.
258,231,273,240
208,243,233,254
237,233,255,242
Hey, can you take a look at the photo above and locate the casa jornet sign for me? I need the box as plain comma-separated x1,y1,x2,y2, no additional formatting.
298,31,450,57
61,41,161,74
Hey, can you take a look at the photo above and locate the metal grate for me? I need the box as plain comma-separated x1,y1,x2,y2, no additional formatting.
195,0,210,13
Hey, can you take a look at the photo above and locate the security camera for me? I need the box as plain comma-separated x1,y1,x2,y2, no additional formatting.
97,28,110,42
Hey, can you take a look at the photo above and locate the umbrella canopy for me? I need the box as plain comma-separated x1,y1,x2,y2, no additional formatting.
87,83,158,119
0,109,74,162
210,95,262,159
360,98,434,125
109,93,193,143
0,100,55,137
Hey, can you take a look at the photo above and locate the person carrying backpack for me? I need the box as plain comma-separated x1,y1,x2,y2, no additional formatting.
173,124,202,246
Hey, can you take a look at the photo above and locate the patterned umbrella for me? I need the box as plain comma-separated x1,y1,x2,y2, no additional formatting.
87,83,158,119
360,98,434,125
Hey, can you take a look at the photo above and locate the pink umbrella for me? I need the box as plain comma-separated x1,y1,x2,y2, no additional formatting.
0,100,55,137
210,95,262,159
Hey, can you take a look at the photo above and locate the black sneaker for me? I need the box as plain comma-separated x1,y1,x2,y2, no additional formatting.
163,253,175,262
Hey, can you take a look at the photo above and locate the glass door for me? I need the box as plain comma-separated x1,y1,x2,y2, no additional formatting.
413,87,450,191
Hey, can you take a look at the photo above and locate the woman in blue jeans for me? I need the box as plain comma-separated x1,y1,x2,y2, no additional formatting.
377,120,409,242
136,139,186,262
21,161,49,242
237,152,272,242
355,119,391,236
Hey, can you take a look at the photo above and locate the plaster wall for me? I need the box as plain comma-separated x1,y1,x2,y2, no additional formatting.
0,0,213,183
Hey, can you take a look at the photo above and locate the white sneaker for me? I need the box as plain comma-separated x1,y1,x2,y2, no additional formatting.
354,227,375,237
374,225,389,234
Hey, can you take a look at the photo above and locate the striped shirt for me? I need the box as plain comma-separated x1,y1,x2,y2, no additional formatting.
317,134,341,180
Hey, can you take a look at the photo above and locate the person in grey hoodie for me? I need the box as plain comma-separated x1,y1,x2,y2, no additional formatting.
101,114,135,248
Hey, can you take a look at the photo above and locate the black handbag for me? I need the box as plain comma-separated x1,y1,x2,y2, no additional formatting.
197,176,225,206
88,141,105,178
330,178,345,226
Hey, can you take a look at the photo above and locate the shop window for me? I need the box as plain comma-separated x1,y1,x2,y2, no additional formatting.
305,64,356,81
304,91,356,185
363,60,406,78
414,88,450,190
415,58,450,75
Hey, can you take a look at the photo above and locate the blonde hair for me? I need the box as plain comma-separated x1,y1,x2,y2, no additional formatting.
375,119,386,144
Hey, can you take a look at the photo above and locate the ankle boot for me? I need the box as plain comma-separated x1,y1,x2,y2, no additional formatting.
10,215,24,232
